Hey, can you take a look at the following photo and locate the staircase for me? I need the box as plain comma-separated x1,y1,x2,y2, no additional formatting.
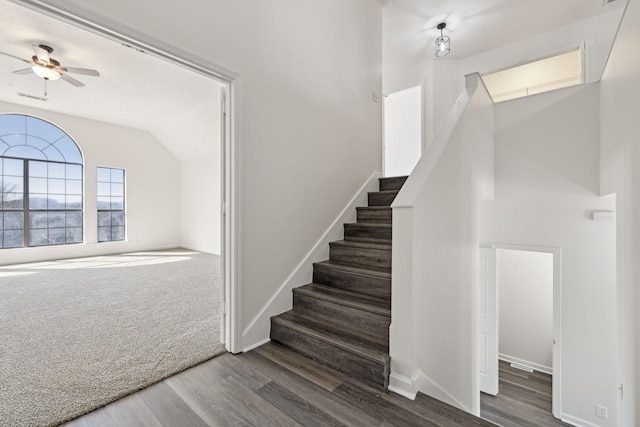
270,175,408,390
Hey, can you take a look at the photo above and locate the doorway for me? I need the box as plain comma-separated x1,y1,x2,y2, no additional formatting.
4,0,240,352
479,245,562,423
383,84,422,177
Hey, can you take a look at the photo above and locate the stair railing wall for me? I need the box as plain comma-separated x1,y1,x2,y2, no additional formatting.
389,73,494,414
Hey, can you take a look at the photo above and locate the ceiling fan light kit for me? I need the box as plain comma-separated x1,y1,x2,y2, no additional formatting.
0,43,100,96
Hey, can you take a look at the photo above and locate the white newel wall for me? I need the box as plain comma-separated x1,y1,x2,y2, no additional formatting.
390,74,494,414
0,100,181,265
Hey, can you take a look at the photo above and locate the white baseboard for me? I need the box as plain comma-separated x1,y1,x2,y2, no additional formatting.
179,244,221,256
242,337,270,353
241,172,383,351
499,353,552,375
389,369,471,415
561,413,601,427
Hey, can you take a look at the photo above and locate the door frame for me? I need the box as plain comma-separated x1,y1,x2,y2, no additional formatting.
382,83,424,176
490,243,562,419
11,0,244,353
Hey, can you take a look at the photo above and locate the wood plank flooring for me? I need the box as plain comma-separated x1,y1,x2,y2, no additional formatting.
63,342,496,427
480,361,571,427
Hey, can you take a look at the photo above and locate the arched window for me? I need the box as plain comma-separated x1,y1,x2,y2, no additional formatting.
0,114,83,248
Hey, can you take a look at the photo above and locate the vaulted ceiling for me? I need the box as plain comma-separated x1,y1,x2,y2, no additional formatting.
0,0,222,161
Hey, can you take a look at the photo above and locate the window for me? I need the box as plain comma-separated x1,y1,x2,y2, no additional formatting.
97,167,125,242
0,114,83,248
481,49,582,103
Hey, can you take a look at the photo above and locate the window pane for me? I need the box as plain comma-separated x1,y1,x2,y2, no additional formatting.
97,168,111,182
49,178,65,194
29,177,47,193
47,194,65,210
111,169,124,183
49,228,66,244
97,182,110,196
66,195,82,209
48,163,65,179
3,175,23,193
66,227,82,243
97,197,110,210
111,182,124,196
29,229,48,246
29,212,48,229
97,227,111,242
111,197,124,210
66,164,82,180
4,193,24,210
97,211,111,227
66,179,82,195
4,212,23,229
66,211,82,227
48,212,65,228
4,158,23,176
29,161,48,177
29,194,47,210
111,212,125,226
111,226,125,241
4,229,24,248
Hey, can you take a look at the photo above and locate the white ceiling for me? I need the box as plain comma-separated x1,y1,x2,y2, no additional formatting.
0,0,627,161
383,0,627,64
0,0,221,161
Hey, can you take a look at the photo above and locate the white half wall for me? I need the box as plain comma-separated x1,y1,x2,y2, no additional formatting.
0,100,181,265
480,83,618,426
600,0,640,424
390,74,494,414
498,249,553,372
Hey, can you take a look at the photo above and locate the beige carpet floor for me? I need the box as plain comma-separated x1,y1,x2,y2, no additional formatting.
0,248,226,427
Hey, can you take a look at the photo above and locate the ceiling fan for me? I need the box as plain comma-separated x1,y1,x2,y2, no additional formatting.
0,44,100,95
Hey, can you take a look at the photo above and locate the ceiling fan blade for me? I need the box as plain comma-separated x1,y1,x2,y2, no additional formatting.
60,73,85,87
32,44,51,64
13,68,33,75
0,51,31,64
62,66,100,77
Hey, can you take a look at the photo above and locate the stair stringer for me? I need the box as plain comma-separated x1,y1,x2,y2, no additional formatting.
389,369,470,413
241,172,382,351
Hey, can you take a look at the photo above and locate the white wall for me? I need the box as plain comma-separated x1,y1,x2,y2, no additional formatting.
0,101,181,265
180,155,220,255
58,0,384,348
498,249,553,372
177,94,222,255
481,83,618,426
600,0,640,424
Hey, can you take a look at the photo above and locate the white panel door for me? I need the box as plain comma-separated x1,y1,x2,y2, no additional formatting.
479,248,498,395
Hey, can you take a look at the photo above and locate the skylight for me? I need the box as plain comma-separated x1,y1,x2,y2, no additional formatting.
482,49,582,103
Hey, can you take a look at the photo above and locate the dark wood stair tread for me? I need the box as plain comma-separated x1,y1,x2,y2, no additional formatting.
329,240,391,251
313,260,391,279
294,283,391,315
344,222,392,229
271,311,390,364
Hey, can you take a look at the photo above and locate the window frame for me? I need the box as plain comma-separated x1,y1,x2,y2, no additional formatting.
96,166,126,243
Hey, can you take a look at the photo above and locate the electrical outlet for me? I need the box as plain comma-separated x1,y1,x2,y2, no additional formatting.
596,404,608,420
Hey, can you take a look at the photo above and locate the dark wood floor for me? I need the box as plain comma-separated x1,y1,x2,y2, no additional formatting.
480,361,571,427
63,342,495,427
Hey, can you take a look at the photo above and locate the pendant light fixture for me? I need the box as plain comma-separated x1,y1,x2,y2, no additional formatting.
435,22,450,57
